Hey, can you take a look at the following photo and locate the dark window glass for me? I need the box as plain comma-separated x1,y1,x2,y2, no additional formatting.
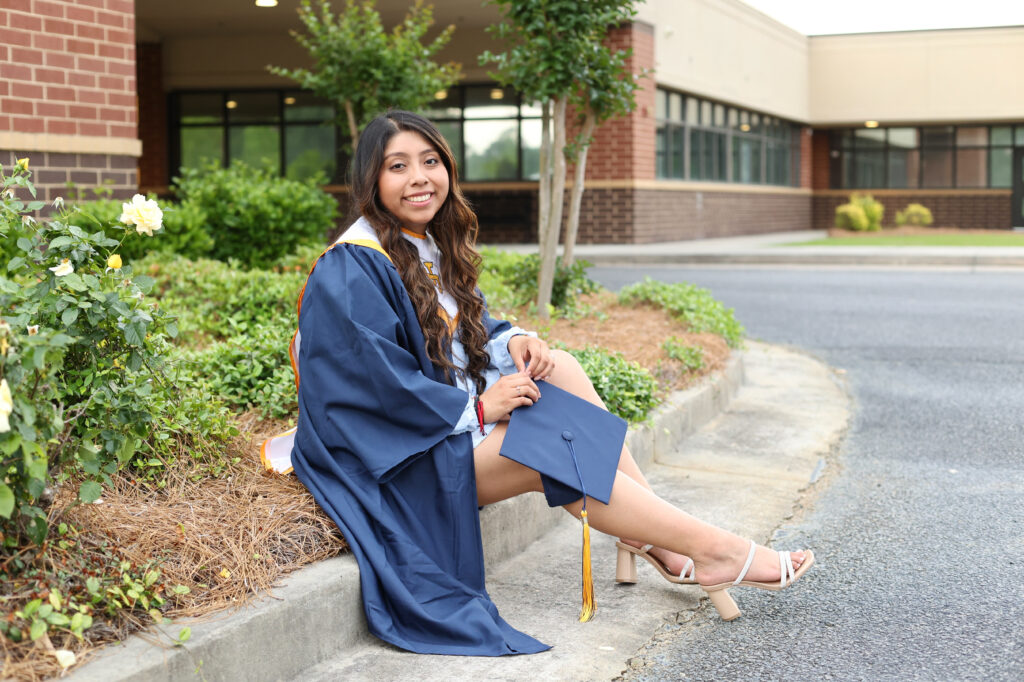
283,92,332,123
854,151,885,187
671,126,685,179
464,119,517,180
854,128,885,149
956,127,987,146
991,126,1012,146
888,149,919,188
921,148,953,187
181,127,223,168
228,125,280,171
227,92,279,124
689,128,703,180
519,119,539,180
1016,126,1024,145
955,149,987,187
656,123,668,178
990,147,1012,188
922,126,954,148
465,86,517,119
180,93,223,125
285,125,335,181
436,121,464,174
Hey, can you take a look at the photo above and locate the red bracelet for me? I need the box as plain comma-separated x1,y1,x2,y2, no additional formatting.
475,396,486,435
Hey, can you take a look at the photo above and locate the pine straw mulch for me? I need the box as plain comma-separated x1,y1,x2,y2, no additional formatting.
2,294,728,680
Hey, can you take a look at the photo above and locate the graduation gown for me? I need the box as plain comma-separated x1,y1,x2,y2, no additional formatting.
290,241,550,656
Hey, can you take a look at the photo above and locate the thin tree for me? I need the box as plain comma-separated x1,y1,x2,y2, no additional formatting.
482,0,640,317
269,0,461,152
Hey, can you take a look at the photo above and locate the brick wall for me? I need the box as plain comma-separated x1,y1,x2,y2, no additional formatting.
581,22,657,183
812,190,1012,230
811,129,831,190
799,127,813,189
136,42,166,190
0,0,137,200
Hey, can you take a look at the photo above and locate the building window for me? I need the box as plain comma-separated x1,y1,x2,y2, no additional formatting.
422,85,542,182
831,124,1024,189
655,88,801,186
172,90,338,182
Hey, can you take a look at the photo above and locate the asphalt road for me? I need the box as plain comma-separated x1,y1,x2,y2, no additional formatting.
591,266,1024,682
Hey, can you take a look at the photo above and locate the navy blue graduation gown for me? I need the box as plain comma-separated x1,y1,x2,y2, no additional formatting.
290,242,550,656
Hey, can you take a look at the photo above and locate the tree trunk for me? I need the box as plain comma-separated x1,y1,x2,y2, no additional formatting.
562,110,596,267
536,95,568,318
537,100,551,249
344,100,360,152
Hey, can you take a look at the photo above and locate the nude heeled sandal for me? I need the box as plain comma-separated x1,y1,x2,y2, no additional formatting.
700,540,815,621
615,541,698,585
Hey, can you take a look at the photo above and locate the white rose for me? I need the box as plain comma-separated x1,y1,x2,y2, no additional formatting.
49,258,74,276
119,194,163,236
0,378,12,433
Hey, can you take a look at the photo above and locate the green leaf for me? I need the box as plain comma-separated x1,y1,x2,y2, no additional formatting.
178,626,191,643
86,577,100,595
124,322,145,346
17,237,32,253
132,275,155,293
29,618,46,641
7,256,25,272
0,483,14,518
23,598,42,617
78,480,103,504
172,584,191,595
61,307,80,325
61,272,88,292
48,236,74,249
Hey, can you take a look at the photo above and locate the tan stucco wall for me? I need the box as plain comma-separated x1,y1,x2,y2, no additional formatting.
809,27,1024,125
636,0,809,122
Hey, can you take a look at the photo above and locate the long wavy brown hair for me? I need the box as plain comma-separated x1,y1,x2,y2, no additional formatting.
351,110,490,393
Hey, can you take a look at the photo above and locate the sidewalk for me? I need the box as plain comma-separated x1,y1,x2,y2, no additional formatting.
496,230,1024,267
70,342,850,682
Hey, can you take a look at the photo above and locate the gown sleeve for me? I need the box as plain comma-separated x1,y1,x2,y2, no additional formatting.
296,244,468,483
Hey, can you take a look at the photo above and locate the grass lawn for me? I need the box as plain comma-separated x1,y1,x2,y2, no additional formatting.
787,233,1024,247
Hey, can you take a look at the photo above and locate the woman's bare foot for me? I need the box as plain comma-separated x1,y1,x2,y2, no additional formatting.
620,538,693,577
692,534,807,587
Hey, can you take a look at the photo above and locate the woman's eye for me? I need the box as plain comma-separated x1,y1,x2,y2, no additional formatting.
389,162,405,171
425,157,440,166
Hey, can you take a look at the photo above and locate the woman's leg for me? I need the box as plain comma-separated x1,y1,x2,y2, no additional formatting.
473,424,805,586
541,349,690,576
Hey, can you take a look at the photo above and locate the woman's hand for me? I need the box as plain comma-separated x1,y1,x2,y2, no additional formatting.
507,335,555,380
479,372,540,423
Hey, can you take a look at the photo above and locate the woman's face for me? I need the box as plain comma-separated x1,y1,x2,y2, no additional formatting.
377,130,450,234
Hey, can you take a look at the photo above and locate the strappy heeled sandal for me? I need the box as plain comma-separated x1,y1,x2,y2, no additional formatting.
615,541,698,585
700,540,815,621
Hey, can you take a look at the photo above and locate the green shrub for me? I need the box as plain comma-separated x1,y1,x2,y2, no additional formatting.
139,255,305,345
661,337,705,373
176,323,296,418
564,346,659,423
71,197,214,261
506,254,600,314
834,203,868,231
895,203,934,227
618,278,745,348
835,193,883,231
0,164,235,549
172,161,338,269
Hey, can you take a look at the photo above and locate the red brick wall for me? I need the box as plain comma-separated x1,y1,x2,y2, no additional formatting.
799,127,813,189
136,42,166,190
0,0,136,139
812,190,1012,230
582,21,656,182
811,129,831,190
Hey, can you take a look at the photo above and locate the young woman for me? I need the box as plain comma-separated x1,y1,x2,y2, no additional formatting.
288,110,813,656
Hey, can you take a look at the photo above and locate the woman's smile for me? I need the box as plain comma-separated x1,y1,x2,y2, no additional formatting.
378,130,450,233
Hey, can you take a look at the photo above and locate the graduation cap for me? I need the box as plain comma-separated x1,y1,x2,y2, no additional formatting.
500,380,628,622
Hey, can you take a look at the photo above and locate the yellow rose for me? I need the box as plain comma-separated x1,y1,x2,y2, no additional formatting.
16,158,29,171
107,254,123,270
119,194,163,236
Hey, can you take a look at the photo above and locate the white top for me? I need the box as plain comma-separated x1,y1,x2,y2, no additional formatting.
339,218,534,447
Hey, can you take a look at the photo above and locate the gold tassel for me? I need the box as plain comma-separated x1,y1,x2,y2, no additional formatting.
578,509,596,622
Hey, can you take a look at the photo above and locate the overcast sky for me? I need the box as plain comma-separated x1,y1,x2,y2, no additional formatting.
739,0,1024,35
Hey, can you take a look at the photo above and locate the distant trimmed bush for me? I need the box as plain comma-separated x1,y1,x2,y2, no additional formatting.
895,203,934,227
172,161,338,269
835,193,884,231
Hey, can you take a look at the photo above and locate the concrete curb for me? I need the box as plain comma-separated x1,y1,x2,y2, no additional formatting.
578,251,1024,268
70,355,746,682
